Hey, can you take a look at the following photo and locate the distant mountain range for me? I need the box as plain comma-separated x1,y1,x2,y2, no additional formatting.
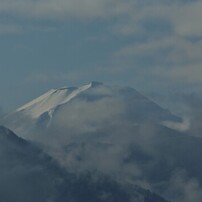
1,82,202,202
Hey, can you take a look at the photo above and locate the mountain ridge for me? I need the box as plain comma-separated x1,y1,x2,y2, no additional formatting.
0,125,170,202
7,81,180,120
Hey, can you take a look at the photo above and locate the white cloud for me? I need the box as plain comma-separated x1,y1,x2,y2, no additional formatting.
0,0,129,20
154,64,202,83
172,1,202,37
0,0,201,39
51,97,125,136
114,35,202,84
1,0,202,97
0,0,202,47
166,170,202,202
116,36,202,61
111,1,202,38
162,118,190,132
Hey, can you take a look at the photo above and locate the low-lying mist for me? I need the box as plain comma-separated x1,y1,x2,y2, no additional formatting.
2,85,202,202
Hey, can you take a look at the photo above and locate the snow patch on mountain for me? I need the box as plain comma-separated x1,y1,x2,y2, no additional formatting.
16,82,96,118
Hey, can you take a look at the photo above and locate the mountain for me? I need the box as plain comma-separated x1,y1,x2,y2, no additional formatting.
3,82,202,201
0,125,66,202
2,81,180,140
0,125,169,202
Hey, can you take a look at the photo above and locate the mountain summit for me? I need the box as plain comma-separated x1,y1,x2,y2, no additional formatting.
16,82,103,119
2,83,202,202
17,82,96,118
2,82,180,138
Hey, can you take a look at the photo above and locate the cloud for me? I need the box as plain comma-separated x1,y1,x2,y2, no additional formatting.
0,0,201,53
172,1,202,37
159,92,202,137
165,170,202,202
180,94,202,137
0,0,200,35
1,0,202,89
154,64,202,83
116,36,202,63
110,1,202,38
0,0,127,20
52,97,125,135
4,84,202,202
43,114,202,202
113,35,202,87
106,1,202,87
162,118,190,132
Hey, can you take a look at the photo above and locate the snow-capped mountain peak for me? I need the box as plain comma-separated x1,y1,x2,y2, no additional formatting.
2,82,181,138
16,82,102,119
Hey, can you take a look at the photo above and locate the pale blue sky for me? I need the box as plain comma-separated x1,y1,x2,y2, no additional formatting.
1,0,202,111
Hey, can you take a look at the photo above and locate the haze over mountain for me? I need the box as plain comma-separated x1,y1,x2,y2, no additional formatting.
1,0,202,201
0,125,66,202
2,82,180,140
2,82,202,202
0,125,170,202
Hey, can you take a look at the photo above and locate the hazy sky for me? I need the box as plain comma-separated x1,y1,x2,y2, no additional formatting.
1,0,202,111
